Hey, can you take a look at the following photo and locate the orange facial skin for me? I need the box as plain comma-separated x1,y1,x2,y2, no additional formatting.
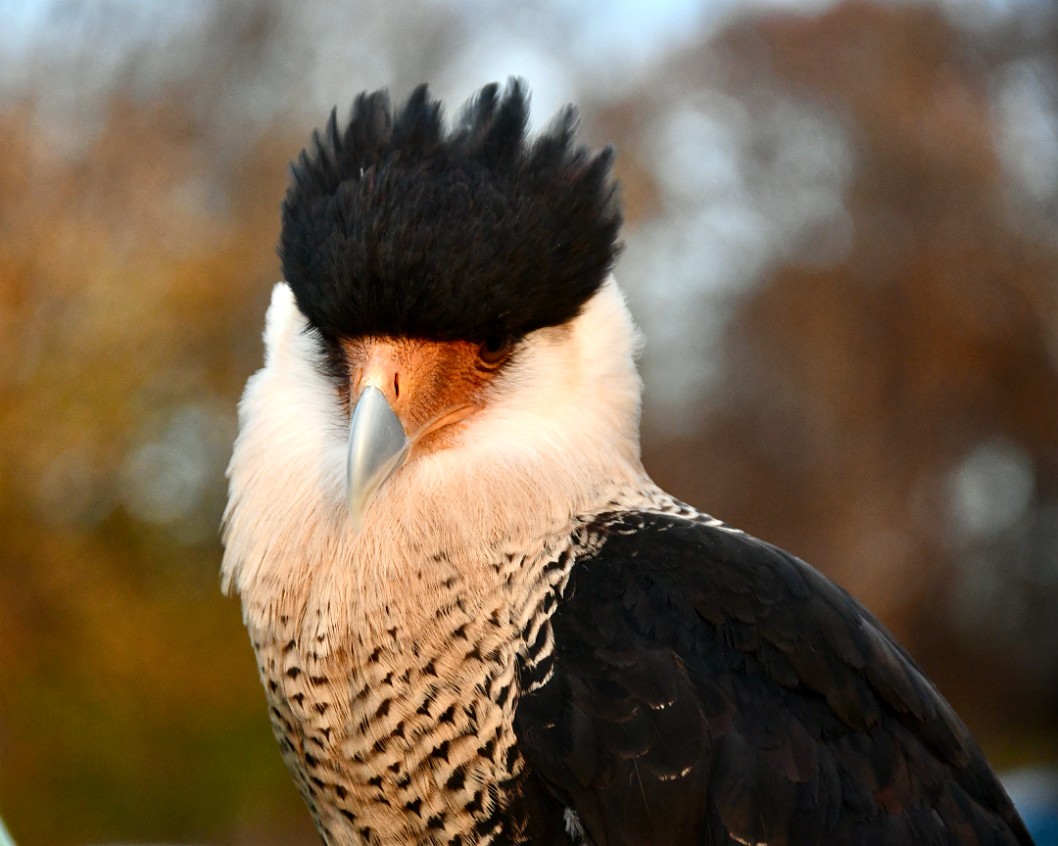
341,337,512,455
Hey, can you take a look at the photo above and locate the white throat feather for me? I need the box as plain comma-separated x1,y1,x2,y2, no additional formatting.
221,276,647,631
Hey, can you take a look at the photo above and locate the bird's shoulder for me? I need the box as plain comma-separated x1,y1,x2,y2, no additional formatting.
513,503,1031,846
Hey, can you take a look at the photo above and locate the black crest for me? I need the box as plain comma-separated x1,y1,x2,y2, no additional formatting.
279,80,622,342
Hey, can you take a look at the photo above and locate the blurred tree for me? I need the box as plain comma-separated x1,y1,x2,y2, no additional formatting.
0,3,321,842
638,0,1058,760
1,0,1055,843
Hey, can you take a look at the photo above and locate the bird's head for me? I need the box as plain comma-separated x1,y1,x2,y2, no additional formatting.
223,81,646,594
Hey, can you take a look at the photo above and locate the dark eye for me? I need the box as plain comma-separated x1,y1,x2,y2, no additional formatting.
478,335,514,367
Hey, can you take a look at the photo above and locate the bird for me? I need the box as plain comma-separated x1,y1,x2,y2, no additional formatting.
221,80,1034,846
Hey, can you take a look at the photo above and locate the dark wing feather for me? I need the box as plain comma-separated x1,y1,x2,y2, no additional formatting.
514,511,1032,846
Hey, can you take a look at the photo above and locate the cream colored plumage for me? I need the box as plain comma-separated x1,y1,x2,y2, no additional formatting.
223,279,653,843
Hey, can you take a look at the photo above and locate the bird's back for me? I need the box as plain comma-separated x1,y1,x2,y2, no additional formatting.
514,503,1033,845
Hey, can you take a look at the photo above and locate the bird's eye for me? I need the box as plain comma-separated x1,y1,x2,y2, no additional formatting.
477,335,514,367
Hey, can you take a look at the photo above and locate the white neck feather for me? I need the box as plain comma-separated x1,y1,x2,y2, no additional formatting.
221,277,648,626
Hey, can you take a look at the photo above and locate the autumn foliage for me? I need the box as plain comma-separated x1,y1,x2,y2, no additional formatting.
0,2,1055,843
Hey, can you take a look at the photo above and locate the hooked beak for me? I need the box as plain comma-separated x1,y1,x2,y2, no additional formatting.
346,385,410,530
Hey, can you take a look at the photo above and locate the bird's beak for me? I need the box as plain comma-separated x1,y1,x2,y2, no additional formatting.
346,385,410,530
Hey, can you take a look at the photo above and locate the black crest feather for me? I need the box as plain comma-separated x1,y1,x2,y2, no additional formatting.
279,80,622,342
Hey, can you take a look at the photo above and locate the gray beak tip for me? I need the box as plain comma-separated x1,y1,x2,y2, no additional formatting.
346,386,410,529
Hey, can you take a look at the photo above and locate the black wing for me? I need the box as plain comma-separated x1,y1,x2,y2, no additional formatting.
514,510,1032,845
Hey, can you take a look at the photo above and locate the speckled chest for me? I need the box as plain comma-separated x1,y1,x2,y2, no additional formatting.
246,537,580,846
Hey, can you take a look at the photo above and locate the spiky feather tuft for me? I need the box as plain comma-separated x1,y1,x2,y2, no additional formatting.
279,80,622,342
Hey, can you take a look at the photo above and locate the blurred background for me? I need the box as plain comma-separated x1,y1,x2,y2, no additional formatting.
1,0,1057,843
